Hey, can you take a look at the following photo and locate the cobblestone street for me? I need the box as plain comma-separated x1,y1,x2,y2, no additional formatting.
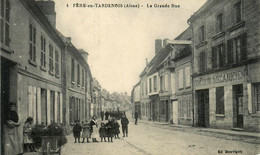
61,116,259,155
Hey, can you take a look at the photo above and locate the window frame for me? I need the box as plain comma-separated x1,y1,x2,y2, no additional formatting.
55,49,59,77
40,35,46,68
216,12,223,33
71,58,75,83
49,44,54,74
0,0,10,47
77,64,80,86
29,22,37,63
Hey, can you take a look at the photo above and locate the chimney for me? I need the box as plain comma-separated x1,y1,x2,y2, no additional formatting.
163,38,169,47
36,0,56,28
155,39,162,54
79,49,89,63
145,58,148,66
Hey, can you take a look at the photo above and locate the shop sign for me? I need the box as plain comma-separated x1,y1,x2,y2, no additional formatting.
194,69,246,87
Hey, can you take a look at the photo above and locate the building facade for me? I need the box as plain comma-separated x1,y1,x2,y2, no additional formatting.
188,0,260,131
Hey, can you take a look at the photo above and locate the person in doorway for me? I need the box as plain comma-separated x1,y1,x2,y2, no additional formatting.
81,120,91,143
73,120,82,143
121,114,129,137
135,112,139,125
23,117,35,152
3,102,23,155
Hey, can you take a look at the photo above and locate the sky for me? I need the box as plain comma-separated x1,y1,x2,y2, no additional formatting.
53,0,207,95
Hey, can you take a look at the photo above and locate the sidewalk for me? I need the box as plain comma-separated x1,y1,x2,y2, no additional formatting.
137,118,260,143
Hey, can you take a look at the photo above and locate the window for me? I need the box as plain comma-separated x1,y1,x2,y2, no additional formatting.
199,51,206,73
185,66,191,88
55,50,59,76
216,87,225,114
179,100,184,118
71,58,75,82
212,44,225,68
77,64,80,85
29,23,36,62
216,13,223,32
40,35,46,67
145,80,148,95
234,1,241,23
178,69,184,89
160,75,164,91
199,25,205,42
165,74,169,91
186,99,192,118
82,69,84,87
149,78,152,93
153,76,157,91
227,33,247,64
253,84,260,113
49,44,54,73
0,0,10,46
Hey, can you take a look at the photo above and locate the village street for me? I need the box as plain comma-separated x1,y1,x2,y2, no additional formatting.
61,115,259,155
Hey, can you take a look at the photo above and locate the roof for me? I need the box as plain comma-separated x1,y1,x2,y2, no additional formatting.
174,27,192,40
20,0,65,48
172,45,192,61
146,45,172,76
188,0,215,23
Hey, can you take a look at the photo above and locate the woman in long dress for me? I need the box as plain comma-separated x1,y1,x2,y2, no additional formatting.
3,102,23,155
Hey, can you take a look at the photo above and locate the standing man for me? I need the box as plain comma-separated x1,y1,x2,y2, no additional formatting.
134,112,138,125
101,111,104,121
121,114,129,137
105,111,109,120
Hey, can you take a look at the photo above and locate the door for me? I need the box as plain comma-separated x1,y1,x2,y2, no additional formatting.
166,100,169,122
197,90,209,127
233,84,243,128
41,89,47,125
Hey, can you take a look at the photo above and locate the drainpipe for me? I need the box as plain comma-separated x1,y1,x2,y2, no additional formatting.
187,21,195,127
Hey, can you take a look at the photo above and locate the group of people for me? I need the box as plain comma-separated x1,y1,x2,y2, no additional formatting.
101,110,125,121
73,113,129,143
3,102,36,155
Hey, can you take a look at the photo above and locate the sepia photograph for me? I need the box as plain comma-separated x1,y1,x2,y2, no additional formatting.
0,0,259,154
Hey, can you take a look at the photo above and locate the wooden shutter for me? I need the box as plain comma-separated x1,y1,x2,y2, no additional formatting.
212,47,217,68
227,39,233,64
241,33,247,61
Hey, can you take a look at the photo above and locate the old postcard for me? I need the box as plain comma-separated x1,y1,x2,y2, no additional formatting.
0,0,259,154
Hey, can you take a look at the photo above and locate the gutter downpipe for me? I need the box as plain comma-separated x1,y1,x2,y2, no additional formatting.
187,20,195,127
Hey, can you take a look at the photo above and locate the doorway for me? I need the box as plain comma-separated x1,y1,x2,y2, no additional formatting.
233,84,243,128
197,89,209,127
165,100,169,122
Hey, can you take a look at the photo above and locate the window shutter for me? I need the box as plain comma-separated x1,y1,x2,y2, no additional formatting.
227,39,233,64
212,47,217,68
241,33,247,61
247,84,252,114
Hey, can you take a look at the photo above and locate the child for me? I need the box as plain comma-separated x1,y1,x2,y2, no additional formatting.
105,118,114,142
73,120,82,143
23,117,34,152
114,119,120,139
99,122,107,142
81,120,91,143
